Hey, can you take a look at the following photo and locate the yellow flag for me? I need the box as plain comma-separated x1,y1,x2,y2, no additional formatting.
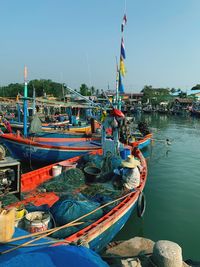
120,57,126,76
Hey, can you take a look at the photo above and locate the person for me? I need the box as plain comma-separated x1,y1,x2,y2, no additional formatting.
0,114,12,133
101,110,107,123
113,155,141,191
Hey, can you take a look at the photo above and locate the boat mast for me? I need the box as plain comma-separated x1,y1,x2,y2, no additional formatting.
23,66,28,137
32,85,36,116
115,57,119,109
116,4,127,110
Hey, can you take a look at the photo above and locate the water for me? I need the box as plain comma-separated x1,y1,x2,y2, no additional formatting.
116,113,200,261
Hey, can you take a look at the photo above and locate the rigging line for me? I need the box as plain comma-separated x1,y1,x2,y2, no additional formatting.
86,52,92,90
124,0,127,14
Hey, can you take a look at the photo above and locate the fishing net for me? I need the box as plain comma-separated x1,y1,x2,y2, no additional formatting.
39,168,85,194
29,114,42,134
80,153,122,173
0,194,20,207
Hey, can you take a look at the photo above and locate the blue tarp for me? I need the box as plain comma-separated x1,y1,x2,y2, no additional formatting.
0,245,109,267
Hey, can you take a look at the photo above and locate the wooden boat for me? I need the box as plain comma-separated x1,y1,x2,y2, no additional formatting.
129,133,152,150
190,102,200,117
9,118,69,130
9,120,95,134
0,132,101,164
0,147,147,254
142,105,155,113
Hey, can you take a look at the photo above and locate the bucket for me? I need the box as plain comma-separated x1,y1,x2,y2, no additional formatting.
24,211,50,233
84,166,101,183
58,162,77,171
120,148,131,160
52,165,62,176
15,209,28,228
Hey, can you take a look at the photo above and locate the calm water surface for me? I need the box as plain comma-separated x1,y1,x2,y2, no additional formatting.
116,114,200,260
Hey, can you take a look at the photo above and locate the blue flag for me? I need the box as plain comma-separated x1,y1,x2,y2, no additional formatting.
118,71,124,93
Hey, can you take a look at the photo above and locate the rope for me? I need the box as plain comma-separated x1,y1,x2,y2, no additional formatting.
1,222,84,244
0,190,136,255
1,239,70,248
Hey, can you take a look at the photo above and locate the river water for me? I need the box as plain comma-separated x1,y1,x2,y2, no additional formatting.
116,113,200,260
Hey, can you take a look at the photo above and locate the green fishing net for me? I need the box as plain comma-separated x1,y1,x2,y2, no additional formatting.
40,168,85,194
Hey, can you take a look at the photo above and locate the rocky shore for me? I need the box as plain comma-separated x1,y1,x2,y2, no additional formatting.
101,237,196,267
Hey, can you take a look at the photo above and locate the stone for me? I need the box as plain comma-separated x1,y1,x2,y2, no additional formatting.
105,237,155,257
121,258,142,267
151,240,183,267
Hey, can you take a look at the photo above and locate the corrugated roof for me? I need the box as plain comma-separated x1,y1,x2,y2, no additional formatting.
175,98,193,104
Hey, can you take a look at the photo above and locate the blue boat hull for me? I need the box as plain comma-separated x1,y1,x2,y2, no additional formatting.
89,201,137,252
2,139,93,164
138,139,151,150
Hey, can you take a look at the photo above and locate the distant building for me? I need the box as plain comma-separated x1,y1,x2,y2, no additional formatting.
174,97,193,108
187,89,200,101
106,92,143,105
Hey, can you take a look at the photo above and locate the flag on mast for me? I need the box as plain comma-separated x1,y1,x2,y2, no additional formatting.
118,70,124,93
120,56,126,76
24,65,28,82
121,14,127,32
120,38,126,59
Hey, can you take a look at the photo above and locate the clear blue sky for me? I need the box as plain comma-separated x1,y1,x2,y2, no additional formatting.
1,0,200,92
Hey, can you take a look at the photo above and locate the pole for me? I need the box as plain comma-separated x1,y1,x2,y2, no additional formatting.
32,86,36,115
115,57,119,109
17,102,21,123
64,84,101,108
23,66,28,137
62,83,65,103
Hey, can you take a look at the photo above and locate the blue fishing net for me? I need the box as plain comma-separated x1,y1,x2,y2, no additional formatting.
50,197,103,227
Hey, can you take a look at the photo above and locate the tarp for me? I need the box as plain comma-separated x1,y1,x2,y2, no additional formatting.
0,245,109,267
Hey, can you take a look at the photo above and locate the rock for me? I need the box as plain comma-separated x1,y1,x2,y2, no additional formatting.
105,237,155,257
121,258,142,267
151,240,183,267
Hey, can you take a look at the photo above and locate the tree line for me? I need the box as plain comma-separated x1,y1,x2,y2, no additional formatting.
0,80,197,103
0,79,100,98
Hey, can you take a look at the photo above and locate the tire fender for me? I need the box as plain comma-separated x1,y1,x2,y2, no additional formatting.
137,191,146,218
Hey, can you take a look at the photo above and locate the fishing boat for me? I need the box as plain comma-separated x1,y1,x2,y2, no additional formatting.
129,133,152,150
0,104,147,254
190,101,200,117
0,141,147,255
9,119,68,130
9,116,100,134
0,132,102,164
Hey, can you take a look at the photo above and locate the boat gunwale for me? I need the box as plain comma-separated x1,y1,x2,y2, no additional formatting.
0,133,101,151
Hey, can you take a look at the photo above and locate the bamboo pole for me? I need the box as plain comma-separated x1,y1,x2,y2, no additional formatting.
1,222,84,244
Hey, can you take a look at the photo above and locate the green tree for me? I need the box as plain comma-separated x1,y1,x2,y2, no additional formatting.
80,84,91,96
191,84,200,91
